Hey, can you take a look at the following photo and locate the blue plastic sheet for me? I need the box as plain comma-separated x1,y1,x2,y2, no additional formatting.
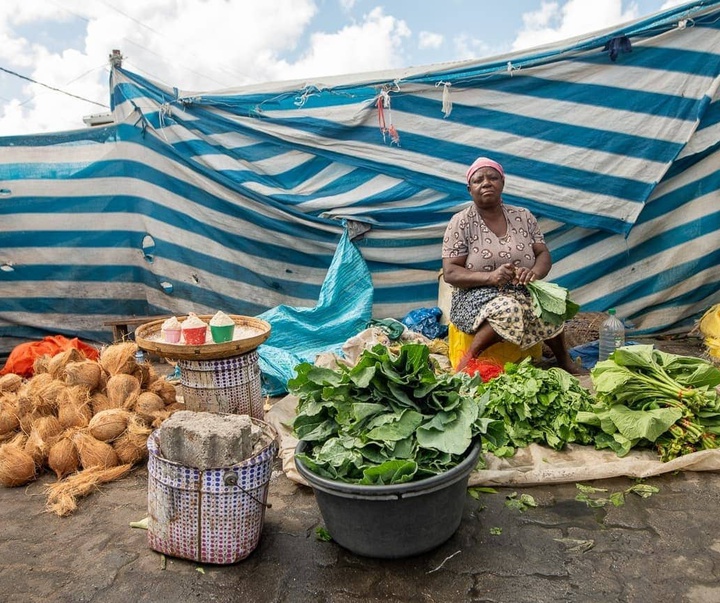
401,307,448,340
256,230,373,396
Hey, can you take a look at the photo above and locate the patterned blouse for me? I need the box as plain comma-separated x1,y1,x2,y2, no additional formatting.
442,203,545,272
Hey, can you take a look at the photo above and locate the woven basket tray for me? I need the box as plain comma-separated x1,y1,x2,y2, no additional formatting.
135,315,271,360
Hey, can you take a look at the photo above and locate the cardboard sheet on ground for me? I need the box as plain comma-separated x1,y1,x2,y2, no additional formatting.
264,328,720,487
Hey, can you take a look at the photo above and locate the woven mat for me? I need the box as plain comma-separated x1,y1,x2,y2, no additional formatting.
563,312,606,348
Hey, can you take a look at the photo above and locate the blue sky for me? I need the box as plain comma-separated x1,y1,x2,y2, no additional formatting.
0,0,690,136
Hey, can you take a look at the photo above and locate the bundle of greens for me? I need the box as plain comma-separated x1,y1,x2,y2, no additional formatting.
525,280,580,325
577,345,720,461
290,343,501,485
474,357,598,457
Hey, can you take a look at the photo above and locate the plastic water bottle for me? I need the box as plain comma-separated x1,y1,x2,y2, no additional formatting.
134,349,145,364
598,308,625,361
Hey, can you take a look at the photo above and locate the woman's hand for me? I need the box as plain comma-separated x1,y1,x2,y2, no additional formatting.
494,263,517,287
513,266,536,285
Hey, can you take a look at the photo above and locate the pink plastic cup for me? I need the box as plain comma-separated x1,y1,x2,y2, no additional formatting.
163,328,181,343
182,325,207,345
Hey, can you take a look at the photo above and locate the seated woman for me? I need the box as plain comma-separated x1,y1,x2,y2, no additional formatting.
442,156,582,375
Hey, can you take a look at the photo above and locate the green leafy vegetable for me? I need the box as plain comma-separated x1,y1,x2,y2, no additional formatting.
505,492,537,512
315,527,333,542
290,343,500,484
525,280,580,325
574,482,659,508
474,357,598,456
580,345,720,460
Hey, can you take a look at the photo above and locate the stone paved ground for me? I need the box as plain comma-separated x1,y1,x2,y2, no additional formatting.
2,461,720,603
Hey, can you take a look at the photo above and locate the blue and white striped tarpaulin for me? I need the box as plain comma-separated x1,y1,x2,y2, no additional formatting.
1,0,719,344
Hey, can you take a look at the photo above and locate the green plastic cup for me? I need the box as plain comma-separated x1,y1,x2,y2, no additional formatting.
210,323,234,343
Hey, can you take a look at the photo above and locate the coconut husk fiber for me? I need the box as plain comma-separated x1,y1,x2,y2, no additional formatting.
45,463,133,516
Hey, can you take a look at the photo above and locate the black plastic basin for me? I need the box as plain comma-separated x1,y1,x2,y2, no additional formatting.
294,440,481,558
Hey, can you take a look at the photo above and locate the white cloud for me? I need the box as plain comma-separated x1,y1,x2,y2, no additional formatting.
418,31,443,50
512,0,639,51
451,33,496,62
276,7,410,82
0,0,416,135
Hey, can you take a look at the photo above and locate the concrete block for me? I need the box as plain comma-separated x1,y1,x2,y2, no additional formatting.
157,410,261,469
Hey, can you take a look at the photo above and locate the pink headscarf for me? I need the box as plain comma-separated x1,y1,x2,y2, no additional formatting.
465,157,505,184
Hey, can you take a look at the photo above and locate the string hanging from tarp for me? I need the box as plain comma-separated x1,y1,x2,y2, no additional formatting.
376,88,400,145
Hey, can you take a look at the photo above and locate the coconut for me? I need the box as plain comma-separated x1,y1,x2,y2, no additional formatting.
18,410,42,435
105,374,141,409
73,431,119,470
88,409,131,442
0,374,23,393
33,415,64,442
150,410,174,428
0,397,20,437
132,363,153,389
57,386,93,429
0,443,37,487
47,434,80,480
31,379,67,416
112,414,152,465
149,378,178,405
64,361,103,391
24,429,48,467
47,348,85,380
99,342,139,376
90,391,117,414
24,372,53,396
164,402,186,412
15,393,34,418
133,392,165,422
32,354,51,375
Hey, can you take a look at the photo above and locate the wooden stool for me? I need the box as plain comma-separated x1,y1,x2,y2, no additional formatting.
104,315,171,342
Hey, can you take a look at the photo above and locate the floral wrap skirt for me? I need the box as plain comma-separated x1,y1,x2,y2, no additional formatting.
450,285,562,349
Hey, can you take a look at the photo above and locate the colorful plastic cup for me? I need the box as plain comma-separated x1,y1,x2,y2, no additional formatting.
210,323,235,343
162,328,182,343
182,325,208,345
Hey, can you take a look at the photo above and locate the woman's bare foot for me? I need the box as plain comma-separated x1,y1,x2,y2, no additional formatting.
456,350,474,372
557,358,588,376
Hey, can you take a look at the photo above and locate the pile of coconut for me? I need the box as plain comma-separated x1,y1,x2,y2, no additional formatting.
0,341,182,516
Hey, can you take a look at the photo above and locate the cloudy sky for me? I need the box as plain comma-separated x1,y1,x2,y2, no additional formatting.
0,0,691,136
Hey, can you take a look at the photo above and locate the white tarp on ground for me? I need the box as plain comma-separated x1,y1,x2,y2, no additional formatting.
1,1,719,345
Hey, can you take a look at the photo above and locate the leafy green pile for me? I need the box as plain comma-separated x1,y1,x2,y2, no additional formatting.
475,357,598,457
578,345,720,460
525,280,580,325
290,343,498,485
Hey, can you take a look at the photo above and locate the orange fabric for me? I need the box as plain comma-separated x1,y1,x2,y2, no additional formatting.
0,335,99,378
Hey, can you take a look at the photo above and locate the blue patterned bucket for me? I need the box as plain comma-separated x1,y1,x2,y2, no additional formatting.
147,418,278,564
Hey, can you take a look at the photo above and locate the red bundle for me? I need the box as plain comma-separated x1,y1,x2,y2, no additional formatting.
461,358,504,382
